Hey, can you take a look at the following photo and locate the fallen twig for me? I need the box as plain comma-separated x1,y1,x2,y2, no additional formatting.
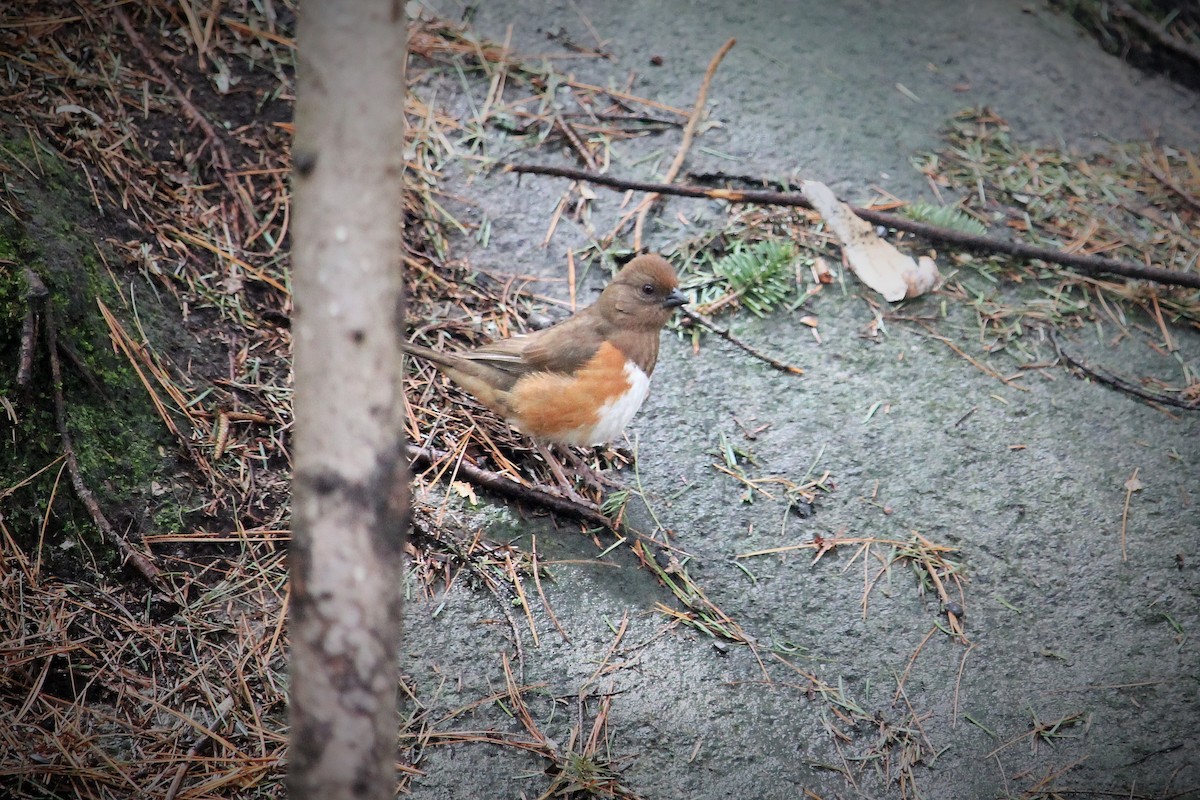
17,268,47,388
114,8,257,230
1051,333,1198,411
1114,2,1200,72
43,291,164,586
406,444,617,531
554,114,598,172
680,307,805,375
505,164,1200,290
530,536,570,643
901,316,1028,389
1141,154,1200,215
164,696,235,800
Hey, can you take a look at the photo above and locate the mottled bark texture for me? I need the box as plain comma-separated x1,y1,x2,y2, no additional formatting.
288,3,408,799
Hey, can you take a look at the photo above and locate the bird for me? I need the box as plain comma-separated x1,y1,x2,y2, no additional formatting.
403,253,687,449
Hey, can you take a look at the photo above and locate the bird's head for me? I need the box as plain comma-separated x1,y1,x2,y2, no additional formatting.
598,254,687,330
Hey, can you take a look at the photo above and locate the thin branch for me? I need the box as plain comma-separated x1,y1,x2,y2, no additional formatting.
43,291,164,586
553,114,598,172
1114,2,1200,71
17,268,47,388
504,164,1200,290
1051,332,1198,411
1142,155,1200,215
680,307,805,375
114,8,257,230
164,696,235,800
406,444,618,531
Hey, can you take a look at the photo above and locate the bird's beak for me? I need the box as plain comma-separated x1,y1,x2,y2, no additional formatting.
662,288,688,309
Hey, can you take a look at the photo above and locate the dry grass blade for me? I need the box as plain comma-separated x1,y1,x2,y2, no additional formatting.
96,298,187,439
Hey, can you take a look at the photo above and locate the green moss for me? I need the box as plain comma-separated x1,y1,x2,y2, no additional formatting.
0,129,174,575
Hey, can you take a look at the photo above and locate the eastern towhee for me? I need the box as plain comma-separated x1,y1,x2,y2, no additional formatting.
404,254,687,448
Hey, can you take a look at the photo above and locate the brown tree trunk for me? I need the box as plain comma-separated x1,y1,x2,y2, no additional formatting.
288,2,408,799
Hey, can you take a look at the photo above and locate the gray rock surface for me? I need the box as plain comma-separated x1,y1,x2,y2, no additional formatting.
403,2,1200,797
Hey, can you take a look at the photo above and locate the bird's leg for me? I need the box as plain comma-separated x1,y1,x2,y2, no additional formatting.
556,446,624,489
533,443,599,506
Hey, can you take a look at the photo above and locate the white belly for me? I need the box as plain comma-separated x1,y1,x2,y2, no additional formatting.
581,361,650,446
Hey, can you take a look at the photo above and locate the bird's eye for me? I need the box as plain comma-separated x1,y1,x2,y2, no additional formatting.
640,283,655,296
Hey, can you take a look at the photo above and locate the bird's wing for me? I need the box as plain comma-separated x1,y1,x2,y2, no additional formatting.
505,312,608,376
460,335,535,378
456,310,607,377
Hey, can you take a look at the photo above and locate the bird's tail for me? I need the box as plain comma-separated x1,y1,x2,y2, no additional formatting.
401,340,515,415
401,341,458,371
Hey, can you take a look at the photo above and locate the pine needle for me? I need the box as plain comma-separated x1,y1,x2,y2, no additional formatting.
901,201,988,236
693,239,798,317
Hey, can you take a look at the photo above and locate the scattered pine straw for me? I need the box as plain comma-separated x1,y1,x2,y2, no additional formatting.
0,5,690,797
